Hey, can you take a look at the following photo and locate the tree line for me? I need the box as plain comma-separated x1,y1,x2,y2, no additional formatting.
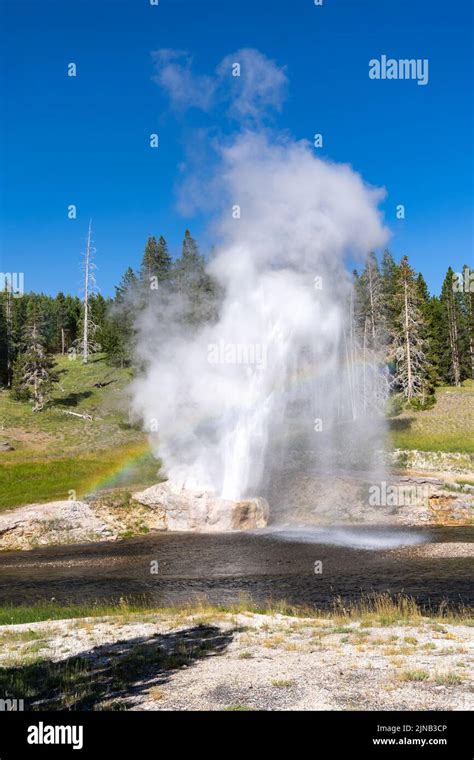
0,231,472,412
353,251,473,410
0,230,220,408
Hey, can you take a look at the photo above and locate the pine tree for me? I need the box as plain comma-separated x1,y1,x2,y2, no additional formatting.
381,250,398,314
53,292,67,354
174,230,204,292
103,268,139,367
0,292,8,386
11,299,57,411
61,295,82,350
140,236,160,285
173,230,221,325
416,272,439,391
155,235,172,283
390,256,431,402
0,283,14,386
359,252,385,348
439,267,468,386
97,317,129,368
139,235,172,300
89,293,108,330
51,293,82,354
52,292,78,355
116,267,138,302
9,292,28,383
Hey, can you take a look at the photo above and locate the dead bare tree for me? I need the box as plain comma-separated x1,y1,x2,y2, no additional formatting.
349,257,390,415
83,220,93,363
72,220,100,363
391,257,429,401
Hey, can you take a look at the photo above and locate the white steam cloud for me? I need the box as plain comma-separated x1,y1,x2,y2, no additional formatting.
131,51,389,505
151,48,288,122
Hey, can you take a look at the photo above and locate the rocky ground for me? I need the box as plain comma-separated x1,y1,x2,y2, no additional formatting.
0,487,270,551
0,610,472,711
132,481,269,532
0,469,472,551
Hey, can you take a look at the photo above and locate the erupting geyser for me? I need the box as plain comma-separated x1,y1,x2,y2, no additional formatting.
130,132,389,528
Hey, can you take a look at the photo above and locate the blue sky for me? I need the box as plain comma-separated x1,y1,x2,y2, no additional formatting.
0,0,472,297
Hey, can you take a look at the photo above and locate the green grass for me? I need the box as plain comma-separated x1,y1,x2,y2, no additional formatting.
0,354,162,509
398,670,430,682
389,430,473,454
0,628,45,642
389,381,474,454
0,602,147,626
434,672,465,686
0,448,160,511
0,593,471,627
0,355,141,459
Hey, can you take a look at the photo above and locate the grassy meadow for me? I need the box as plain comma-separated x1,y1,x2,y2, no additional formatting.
388,381,473,454
0,354,160,510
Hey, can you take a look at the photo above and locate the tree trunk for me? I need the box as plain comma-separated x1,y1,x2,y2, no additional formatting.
404,278,413,399
362,317,368,409
83,221,92,364
5,287,12,387
367,265,376,345
446,290,461,386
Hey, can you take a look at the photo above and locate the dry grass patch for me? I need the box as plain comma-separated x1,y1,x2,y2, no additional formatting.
434,672,466,686
283,642,302,652
148,686,164,700
399,670,430,682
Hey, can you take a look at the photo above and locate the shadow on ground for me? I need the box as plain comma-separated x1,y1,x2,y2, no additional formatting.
55,391,93,407
0,624,235,710
388,417,414,431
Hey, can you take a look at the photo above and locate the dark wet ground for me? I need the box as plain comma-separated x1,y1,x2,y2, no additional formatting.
0,525,472,611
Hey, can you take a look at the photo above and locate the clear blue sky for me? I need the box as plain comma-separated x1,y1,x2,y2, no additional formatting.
0,0,472,297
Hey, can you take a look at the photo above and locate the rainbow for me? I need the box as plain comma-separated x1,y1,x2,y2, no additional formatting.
82,441,159,498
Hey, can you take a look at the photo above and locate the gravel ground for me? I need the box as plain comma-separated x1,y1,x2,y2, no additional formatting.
0,612,472,711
